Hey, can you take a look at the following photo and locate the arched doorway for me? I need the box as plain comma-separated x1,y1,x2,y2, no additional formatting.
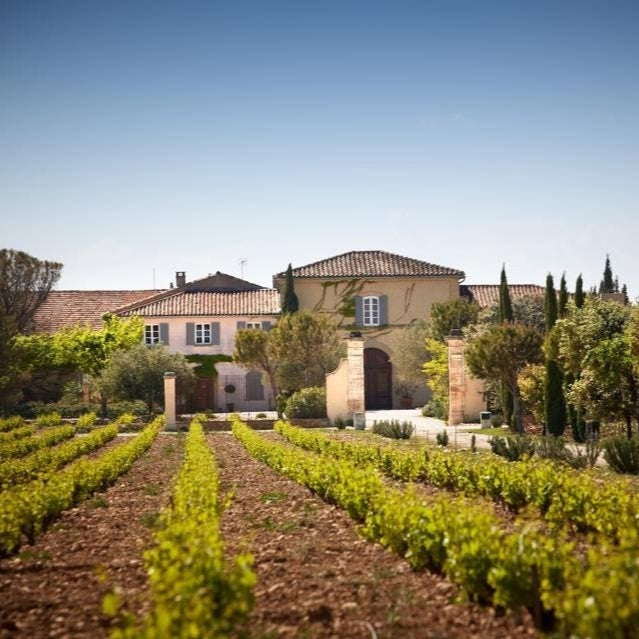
364,348,392,409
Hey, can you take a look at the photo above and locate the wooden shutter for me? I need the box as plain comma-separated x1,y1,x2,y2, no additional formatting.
354,296,363,326
261,321,272,331
237,321,246,330
245,371,265,401
379,295,389,325
159,323,169,345
210,321,220,345
186,323,195,346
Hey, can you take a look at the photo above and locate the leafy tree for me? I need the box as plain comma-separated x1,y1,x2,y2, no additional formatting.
100,344,194,413
574,274,585,309
466,323,543,434
0,249,63,333
518,363,545,426
422,338,449,418
428,299,480,341
556,298,637,436
281,263,299,314
558,273,568,318
391,320,430,398
599,254,615,294
479,295,545,333
51,314,144,415
233,328,279,409
268,310,344,391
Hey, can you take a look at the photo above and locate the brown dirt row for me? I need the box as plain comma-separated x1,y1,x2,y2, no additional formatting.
211,432,537,639
0,433,185,639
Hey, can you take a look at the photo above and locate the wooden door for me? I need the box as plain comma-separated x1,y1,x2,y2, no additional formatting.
364,348,392,410
193,378,216,411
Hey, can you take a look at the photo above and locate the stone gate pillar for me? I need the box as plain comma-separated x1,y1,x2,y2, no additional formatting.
163,371,177,430
346,334,365,427
447,330,465,425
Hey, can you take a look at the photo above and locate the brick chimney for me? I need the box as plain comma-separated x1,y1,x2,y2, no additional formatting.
176,271,186,287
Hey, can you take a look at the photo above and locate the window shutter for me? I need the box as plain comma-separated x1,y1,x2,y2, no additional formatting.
210,321,220,345
261,320,272,331
186,323,195,346
159,323,169,345
379,295,389,325
237,321,246,330
354,296,363,326
245,371,265,401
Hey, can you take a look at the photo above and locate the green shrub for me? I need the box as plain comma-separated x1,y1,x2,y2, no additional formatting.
604,436,639,474
491,413,504,428
0,416,26,432
535,436,586,469
489,435,535,461
285,387,326,419
372,419,414,440
35,412,62,428
76,412,98,430
421,398,447,419
255,413,267,419
333,416,346,429
115,412,137,429
436,429,449,446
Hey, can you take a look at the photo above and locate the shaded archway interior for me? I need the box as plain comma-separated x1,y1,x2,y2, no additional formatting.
364,347,392,409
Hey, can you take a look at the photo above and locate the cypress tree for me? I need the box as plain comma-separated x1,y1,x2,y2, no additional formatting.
544,273,566,436
622,283,630,305
281,263,299,314
499,265,513,321
574,274,585,308
498,265,514,427
558,272,568,318
599,254,614,294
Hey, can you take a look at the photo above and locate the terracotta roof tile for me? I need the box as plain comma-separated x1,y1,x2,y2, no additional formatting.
31,290,164,333
461,284,545,308
277,250,464,279
116,289,280,317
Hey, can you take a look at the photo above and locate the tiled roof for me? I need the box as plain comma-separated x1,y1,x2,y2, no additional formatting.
461,284,546,308
31,290,163,333
276,250,465,279
116,289,280,317
182,271,265,292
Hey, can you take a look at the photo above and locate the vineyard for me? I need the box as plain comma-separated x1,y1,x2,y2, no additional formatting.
0,415,637,638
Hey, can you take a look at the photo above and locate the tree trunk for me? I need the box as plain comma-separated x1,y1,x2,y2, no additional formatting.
624,411,633,439
267,371,280,417
511,383,524,435
100,395,108,419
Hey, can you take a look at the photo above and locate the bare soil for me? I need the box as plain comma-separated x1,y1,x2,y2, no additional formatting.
0,434,184,639
211,433,537,639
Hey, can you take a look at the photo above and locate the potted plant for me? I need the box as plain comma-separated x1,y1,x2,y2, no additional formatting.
394,381,415,409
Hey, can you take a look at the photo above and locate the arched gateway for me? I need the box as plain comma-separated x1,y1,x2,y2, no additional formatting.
364,348,392,409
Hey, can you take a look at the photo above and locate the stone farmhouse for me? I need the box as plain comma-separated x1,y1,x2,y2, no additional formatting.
31,250,544,415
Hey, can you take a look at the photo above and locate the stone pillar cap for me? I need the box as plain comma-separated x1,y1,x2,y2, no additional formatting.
163,371,176,378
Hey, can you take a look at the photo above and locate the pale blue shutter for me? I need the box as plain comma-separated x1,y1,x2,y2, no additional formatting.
261,321,272,331
237,321,246,330
354,296,363,326
379,295,389,325
210,321,220,345
159,323,169,345
186,323,195,345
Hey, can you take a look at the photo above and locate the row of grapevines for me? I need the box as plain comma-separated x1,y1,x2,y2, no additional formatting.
0,424,76,462
276,422,639,544
0,425,33,444
0,416,26,432
235,417,639,637
0,423,118,490
113,419,255,638
0,417,163,557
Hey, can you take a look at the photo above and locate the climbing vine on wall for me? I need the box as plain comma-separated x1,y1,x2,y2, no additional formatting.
185,354,233,378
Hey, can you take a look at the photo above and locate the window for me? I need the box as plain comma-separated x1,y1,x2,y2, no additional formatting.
246,322,262,330
145,324,160,345
363,296,380,326
195,323,212,344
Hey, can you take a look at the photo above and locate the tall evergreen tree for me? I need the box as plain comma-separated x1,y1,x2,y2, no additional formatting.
622,283,630,306
574,274,585,309
281,263,299,314
498,265,514,426
599,254,614,294
499,265,514,321
544,273,566,436
558,272,568,318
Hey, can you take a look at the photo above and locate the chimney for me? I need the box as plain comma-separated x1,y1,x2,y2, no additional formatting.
176,271,186,287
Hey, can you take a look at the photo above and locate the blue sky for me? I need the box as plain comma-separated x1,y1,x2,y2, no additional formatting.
1,1,638,297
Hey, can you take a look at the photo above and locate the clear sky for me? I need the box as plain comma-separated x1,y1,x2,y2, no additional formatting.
1,1,638,297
